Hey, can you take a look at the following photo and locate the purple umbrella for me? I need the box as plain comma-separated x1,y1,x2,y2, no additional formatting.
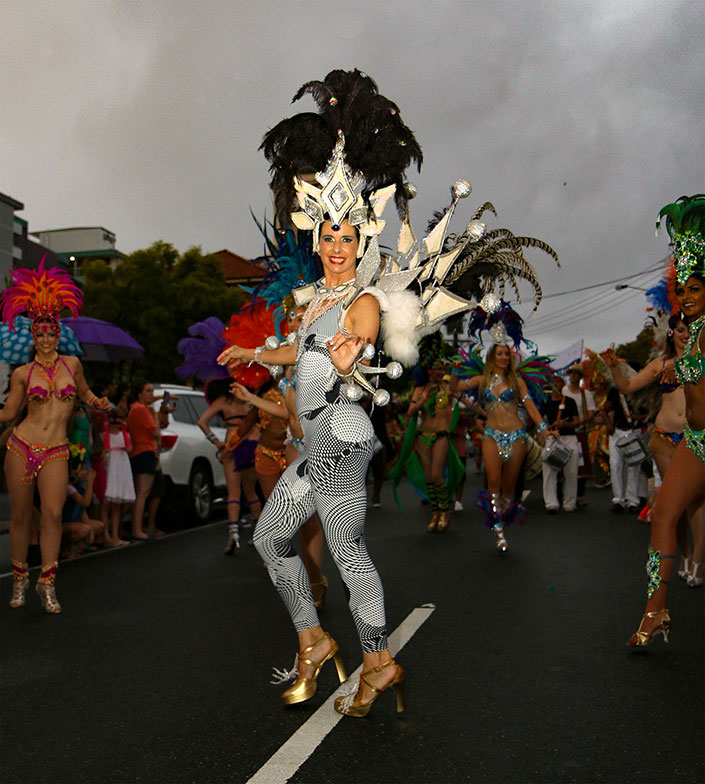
61,317,144,362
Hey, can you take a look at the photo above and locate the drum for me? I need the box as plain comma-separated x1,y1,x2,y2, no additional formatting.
542,437,572,470
525,437,543,480
616,432,650,466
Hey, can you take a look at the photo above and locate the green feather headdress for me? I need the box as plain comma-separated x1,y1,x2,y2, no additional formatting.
656,195,705,285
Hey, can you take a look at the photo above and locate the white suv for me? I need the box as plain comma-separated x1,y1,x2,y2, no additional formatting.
153,384,226,523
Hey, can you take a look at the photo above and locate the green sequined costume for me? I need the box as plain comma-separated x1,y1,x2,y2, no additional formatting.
388,402,464,508
675,313,705,465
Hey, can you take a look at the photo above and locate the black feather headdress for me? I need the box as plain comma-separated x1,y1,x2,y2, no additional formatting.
260,69,422,230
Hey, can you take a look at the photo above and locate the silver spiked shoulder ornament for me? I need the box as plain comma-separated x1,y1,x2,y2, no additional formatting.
328,179,560,403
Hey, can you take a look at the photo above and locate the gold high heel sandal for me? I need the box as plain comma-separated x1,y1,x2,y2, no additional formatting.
427,510,440,533
436,509,451,533
334,658,405,718
627,609,671,647
311,575,329,609
9,576,30,608
281,632,347,705
35,582,62,614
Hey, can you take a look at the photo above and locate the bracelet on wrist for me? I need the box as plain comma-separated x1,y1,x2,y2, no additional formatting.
339,363,357,382
206,432,218,444
537,422,548,433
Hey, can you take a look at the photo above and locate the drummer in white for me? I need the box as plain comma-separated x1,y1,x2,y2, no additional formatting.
604,377,643,513
563,365,595,506
541,376,581,512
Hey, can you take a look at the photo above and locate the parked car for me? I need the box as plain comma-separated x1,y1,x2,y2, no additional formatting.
153,384,226,523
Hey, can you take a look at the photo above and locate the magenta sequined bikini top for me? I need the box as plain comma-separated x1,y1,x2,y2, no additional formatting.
26,356,77,404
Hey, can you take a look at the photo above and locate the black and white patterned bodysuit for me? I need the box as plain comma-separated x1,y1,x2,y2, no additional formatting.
253,296,388,653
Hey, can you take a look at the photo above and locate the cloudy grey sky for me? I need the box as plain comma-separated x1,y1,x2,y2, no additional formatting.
2,0,703,355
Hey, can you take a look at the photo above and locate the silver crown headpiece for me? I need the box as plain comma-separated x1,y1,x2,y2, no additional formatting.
289,132,396,258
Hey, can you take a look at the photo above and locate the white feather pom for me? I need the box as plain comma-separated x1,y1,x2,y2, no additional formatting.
380,290,423,366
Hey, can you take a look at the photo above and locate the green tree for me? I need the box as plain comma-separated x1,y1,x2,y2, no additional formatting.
81,242,245,381
616,323,655,370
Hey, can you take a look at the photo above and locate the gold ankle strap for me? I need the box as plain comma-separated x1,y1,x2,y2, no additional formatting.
644,609,669,618
299,631,331,658
360,658,397,693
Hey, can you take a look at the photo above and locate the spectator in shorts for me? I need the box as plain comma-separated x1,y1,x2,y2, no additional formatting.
127,381,168,539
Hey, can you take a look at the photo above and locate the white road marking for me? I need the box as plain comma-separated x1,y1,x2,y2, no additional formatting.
246,603,436,784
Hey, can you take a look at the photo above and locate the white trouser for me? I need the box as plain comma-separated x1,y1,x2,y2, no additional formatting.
541,435,579,511
609,429,642,506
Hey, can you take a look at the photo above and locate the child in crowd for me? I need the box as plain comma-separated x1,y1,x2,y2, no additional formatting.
103,409,134,546
62,445,106,556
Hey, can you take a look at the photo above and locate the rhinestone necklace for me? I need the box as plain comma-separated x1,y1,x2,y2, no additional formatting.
300,278,356,334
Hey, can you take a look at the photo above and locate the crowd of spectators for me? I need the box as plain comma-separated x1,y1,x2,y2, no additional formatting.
53,379,171,557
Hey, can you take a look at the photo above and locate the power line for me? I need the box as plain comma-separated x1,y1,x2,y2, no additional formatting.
526,288,615,329
528,287,647,335
525,269,661,330
540,257,668,299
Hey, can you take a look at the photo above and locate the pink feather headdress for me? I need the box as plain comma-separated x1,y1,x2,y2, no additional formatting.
0,257,83,330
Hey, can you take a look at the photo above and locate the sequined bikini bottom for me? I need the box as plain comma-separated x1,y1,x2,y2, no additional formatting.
417,430,449,447
255,443,288,476
7,430,70,484
483,427,528,463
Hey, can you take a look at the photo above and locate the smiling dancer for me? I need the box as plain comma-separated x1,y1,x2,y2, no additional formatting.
217,68,490,718
219,69,560,714
628,196,705,646
453,309,557,553
0,260,110,613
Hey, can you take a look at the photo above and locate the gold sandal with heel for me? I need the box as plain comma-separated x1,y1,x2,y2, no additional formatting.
10,576,30,608
281,632,347,705
628,609,671,646
334,658,405,717
436,509,451,533
427,510,440,533
35,582,62,614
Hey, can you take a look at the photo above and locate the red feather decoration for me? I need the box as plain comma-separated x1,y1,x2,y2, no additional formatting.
221,299,287,391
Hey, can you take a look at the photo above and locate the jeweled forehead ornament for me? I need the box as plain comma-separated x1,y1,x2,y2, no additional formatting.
489,323,513,347
672,233,705,286
290,131,397,258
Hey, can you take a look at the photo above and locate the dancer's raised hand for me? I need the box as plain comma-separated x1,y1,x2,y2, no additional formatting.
326,332,364,375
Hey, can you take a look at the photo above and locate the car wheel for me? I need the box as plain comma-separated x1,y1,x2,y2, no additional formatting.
188,462,213,523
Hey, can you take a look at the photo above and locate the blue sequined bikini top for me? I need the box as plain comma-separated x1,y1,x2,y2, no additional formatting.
482,387,515,408
658,358,680,393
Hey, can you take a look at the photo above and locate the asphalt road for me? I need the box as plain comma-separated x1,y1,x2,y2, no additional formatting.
1,472,703,784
